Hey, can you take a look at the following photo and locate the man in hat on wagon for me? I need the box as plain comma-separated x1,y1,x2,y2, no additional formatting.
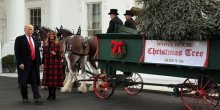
124,10,137,30
107,9,123,33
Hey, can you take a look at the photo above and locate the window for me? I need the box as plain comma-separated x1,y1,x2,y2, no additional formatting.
30,8,41,28
87,3,101,36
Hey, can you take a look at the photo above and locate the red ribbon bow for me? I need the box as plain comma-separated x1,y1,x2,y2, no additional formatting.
111,40,124,54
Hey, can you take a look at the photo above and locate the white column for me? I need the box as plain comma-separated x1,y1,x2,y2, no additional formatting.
47,0,60,28
2,0,25,57
6,0,25,41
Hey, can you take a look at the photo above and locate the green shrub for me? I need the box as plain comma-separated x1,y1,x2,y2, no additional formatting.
2,55,16,68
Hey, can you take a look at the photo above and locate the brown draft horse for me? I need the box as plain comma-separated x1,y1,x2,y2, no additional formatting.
38,26,55,42
38,26,98,72
56,26,99,93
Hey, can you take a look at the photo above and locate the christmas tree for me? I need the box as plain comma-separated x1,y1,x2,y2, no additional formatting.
135,0,220,41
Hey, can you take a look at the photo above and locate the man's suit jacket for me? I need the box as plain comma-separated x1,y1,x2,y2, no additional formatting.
124,18,137,30
107,17,123,33
14,35,41,86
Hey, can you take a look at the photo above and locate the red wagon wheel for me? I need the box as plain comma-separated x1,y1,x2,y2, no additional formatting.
180,74,220,110
93,73,115,99
124,73,143,95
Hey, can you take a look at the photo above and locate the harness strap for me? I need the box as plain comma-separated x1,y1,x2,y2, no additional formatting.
67,51,89,56
64,35,89,56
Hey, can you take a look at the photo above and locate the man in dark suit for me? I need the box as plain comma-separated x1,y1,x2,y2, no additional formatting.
14,24,43,105
124,10,137,30
107,9,123,33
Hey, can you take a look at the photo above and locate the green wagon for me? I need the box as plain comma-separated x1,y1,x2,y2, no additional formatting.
91,26,220,110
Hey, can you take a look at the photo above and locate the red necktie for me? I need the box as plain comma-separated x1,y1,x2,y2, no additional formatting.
29,36,35,60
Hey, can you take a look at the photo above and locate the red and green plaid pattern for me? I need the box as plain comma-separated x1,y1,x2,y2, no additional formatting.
42,43,64,87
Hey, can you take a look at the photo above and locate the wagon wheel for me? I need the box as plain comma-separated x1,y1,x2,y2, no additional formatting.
93,73,115,99
180,74,220,110
124,73,143,95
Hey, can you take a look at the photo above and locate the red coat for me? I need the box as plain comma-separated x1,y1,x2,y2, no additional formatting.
42,42,64,87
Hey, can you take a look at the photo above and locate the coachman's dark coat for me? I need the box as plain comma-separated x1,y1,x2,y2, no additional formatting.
124,18,137,30
14,35,41,86
107,17,123,33
42,42,64,87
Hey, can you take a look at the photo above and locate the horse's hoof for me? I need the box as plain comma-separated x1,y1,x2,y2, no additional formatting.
88,85,94,91
66,90,71,92
60,89,66,92
78,90,87,94
40,86,47,90
61,87,68,92
78,87,87,93
61,89,72,92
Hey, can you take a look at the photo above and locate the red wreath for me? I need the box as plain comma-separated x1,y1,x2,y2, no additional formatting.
111,40,126,59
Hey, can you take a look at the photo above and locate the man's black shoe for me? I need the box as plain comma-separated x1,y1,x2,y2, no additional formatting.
35,100,44,105
47,96,52,100
23,99,30,103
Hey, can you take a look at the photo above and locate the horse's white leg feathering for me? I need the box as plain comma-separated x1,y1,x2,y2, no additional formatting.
89,61,99,91
63,71,68,85
61,72,73,92
78,56,88,93
61,53,79,92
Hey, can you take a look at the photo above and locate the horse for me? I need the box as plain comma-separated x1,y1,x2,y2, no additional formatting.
33,26,42,47
56,26,98,72
39,26,55,41
56,26,99,93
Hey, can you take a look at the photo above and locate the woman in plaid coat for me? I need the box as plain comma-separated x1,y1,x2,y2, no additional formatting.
42,31,64,100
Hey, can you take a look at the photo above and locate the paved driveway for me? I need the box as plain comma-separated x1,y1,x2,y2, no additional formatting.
0,76,219,110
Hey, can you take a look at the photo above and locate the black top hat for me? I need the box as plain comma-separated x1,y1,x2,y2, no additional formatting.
124,10,134,16
108,9,119,15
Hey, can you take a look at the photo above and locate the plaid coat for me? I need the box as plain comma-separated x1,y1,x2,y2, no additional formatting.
42,42,64,87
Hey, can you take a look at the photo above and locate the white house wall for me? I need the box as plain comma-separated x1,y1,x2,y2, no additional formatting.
0,1,6,44
1,0,25,57
1,0,137,57
60,0,81,33
0,0,4,72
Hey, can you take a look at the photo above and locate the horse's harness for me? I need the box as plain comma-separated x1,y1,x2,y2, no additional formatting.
64,35,89,57
62,35,89,72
